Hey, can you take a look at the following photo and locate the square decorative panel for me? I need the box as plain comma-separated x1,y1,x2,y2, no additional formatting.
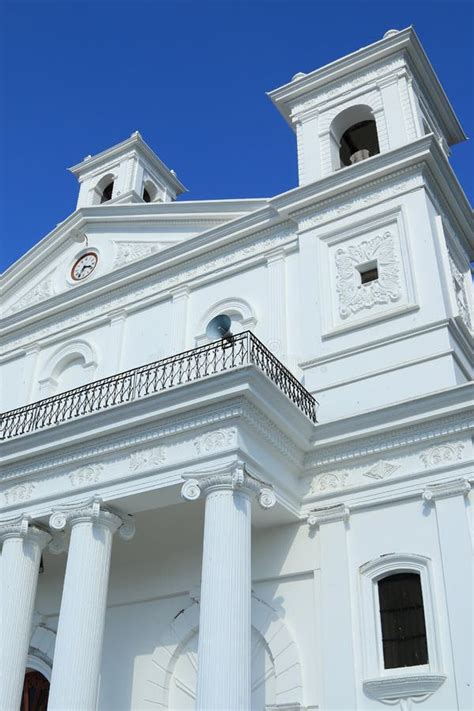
320,210,416,336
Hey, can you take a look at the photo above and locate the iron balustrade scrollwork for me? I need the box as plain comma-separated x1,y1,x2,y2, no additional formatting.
1,332,317,439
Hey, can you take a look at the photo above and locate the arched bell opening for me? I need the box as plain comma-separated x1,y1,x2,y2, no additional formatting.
329,104,380,171
339,119,380,166
21,670,50,711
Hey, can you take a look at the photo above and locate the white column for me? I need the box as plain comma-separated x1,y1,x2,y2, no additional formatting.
423,479,472,710
0,516,51,711
308,504,357,710
47,498,134,711
182,463,275,711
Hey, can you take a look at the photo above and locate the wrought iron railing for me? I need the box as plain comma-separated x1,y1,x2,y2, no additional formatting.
1,332,317,439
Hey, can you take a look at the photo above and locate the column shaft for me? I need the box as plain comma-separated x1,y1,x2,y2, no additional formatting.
48,516,117,711
0,525,50,711
197,488,251,710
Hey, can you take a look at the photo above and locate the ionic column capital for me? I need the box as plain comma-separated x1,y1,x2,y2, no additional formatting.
307,503,350,527
49,496,135,540
181,461,276,509
423,478,471,503
0,515,51,548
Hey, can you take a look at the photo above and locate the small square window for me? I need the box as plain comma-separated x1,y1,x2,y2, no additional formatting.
357,261,379,285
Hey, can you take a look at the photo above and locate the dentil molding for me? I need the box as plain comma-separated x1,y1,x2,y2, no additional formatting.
297,171,422,231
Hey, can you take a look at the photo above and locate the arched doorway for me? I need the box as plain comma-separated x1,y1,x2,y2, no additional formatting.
21,671,50,711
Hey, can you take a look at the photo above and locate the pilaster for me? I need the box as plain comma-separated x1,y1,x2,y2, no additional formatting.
265,248,288,361
423,479,472,710
170,286,190,354
308,503,357,710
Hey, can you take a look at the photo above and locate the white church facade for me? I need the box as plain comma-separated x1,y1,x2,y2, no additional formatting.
1,27,472,711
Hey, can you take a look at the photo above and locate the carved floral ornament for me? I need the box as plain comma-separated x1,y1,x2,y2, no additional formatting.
181,463,276,509
193,429,236,455
335,231,401,319
129,446,167,471
419,442,464,469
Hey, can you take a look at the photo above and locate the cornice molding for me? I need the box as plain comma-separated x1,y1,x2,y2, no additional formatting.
1,222,295,354
1,396,302,485
422,478,471,502
181,461,276,509
305,410,473,469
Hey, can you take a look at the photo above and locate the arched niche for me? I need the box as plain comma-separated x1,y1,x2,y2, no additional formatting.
195,298,257,346
91,172,117,205
329,104,380,171
142,179,159,203
144,595,303,709
37,340,98,397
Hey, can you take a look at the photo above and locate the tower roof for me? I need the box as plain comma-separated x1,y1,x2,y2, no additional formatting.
69,131,186,197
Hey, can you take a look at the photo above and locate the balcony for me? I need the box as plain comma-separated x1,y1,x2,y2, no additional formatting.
1,332,317,441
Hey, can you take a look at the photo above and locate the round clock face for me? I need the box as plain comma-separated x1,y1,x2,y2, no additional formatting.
71,252,98,281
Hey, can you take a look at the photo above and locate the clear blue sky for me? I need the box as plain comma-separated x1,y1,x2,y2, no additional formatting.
1,0,472,273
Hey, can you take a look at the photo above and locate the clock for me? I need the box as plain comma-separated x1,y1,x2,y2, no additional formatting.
71,252,98,281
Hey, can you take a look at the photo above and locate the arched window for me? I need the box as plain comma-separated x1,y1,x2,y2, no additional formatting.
142,180,158,203
378,572,428,669
21,671,50,711
100,180,114,203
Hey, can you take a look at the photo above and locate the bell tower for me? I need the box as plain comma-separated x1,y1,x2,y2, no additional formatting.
69,131,186,209
269,27,466,185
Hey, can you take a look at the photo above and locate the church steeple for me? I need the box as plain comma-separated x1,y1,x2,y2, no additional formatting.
268,27,466,186
69,131,186,209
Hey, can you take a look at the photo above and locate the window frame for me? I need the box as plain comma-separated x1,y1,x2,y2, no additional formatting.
359,553,442,681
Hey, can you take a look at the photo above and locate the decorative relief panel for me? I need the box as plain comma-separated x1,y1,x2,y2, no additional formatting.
69,463,103,487
193,428,237,455
335,231,401,318
113,241,162,269
311,471,348,493
420,442,464,469
129,446,167,471
3,482,36,504
5,276,55,316
363,460,399,480
447,252,473,333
